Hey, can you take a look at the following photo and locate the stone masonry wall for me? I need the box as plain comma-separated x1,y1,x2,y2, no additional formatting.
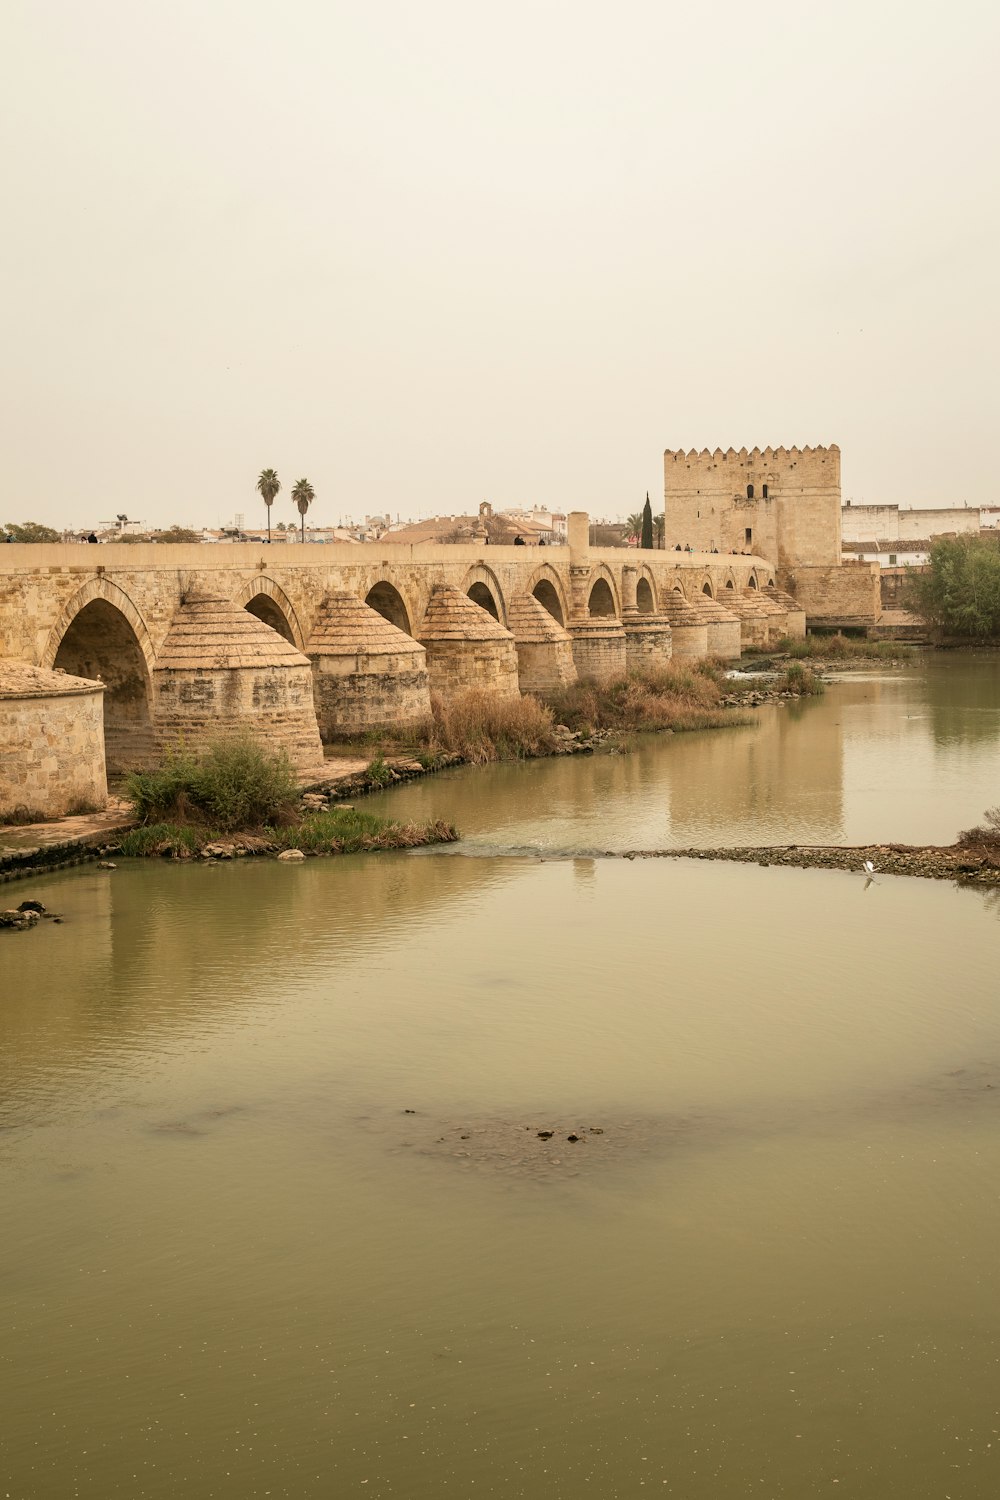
0,687,107,821
311,654,431,740
784,562,882,626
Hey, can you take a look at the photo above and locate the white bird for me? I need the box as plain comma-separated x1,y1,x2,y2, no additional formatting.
863,860,875,876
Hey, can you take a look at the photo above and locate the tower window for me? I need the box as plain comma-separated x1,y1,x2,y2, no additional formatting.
746,483,754,500
745,527,753,547
762,484,769,499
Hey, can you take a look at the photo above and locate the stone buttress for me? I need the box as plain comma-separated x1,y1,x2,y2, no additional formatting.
658,593,709,660
152,596,324,771
683,596,742,660
307,592,431,740
506,594,578,696
766,585,807,640
417,585,520,704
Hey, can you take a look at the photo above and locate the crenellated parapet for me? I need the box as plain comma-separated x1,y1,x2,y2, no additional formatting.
663,443,842,568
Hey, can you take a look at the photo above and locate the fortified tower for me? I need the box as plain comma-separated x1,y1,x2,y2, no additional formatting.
663,446,842,569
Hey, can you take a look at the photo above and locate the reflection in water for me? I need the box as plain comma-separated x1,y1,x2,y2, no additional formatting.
4,660,1000,1499
921,651,1000,746
365,656,1000,849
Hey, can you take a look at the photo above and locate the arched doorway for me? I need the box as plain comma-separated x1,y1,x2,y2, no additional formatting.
588,578,617,617
636,578,655,614
467,581,499,620
365,582,412,635
53,600,154,772
530,577,565,625
244,594,295,644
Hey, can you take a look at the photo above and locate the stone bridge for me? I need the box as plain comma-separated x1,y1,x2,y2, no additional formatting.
1,513,795,808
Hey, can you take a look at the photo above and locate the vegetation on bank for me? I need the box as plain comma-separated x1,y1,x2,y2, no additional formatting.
426,690,560,763
907,534,1000,639
777,633,915,662
121,736,456,857
775,662,825,696
125,736,300,831
326,663,752,765
546,661,742,736
957,806,1000,860
115,808,457,859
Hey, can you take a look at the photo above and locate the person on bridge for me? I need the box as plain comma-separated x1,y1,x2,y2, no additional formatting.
513,535,525,546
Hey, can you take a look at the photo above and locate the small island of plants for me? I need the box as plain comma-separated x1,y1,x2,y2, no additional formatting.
117,736,457,859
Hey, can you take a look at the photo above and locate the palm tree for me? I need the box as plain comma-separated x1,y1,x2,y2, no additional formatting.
291,478,315,543
256,468,281,543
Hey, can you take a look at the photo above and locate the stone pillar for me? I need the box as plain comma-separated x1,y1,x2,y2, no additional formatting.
621,565,638,616
567,511,590,563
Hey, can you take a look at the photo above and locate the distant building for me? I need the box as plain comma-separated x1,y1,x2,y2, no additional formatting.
841,503,1000,567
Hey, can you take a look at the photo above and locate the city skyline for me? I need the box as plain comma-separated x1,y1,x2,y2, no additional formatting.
6,0,999,530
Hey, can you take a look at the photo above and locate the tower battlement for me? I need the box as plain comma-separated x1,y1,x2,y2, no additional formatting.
663,443,842,567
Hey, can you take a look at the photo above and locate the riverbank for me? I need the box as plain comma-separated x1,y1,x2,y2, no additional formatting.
0,664,841,874
602,842,1000,885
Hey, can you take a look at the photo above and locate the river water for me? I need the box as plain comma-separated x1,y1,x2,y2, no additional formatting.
3,656,1000,1498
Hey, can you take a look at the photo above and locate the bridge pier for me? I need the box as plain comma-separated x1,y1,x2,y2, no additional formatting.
152,596,324,772
507,594,577,696
417,585,520,705
307,592,431,742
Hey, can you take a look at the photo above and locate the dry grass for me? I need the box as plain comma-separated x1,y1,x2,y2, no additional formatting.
782,633,914,661
957,806,1000,858
546,663,737,736
424,688,559,763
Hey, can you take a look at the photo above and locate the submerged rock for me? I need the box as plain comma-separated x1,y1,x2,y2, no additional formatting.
277,849,306,862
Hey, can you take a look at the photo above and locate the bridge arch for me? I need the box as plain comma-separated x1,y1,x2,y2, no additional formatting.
526,564,570,626
364,579,415,636
43,578,156,772
461,564,507,627
231,576,304,649
587,566,620,619
747,571,759,590
635,575,656,614
701,579,715,598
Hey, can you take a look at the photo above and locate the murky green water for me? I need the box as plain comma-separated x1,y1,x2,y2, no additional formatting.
3,657,1000,1498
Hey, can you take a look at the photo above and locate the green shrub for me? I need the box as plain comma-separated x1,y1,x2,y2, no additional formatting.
365,753,394,788
124,735,299,832
778,662,825,695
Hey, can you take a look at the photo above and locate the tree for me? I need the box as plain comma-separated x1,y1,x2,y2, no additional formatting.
908,534,1000,639
155,526,202,544
291,477,315,542
256,468,281,543
3,521,61,543
641,493,654,550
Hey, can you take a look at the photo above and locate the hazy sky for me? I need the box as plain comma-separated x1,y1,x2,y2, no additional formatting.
6,0,998,530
